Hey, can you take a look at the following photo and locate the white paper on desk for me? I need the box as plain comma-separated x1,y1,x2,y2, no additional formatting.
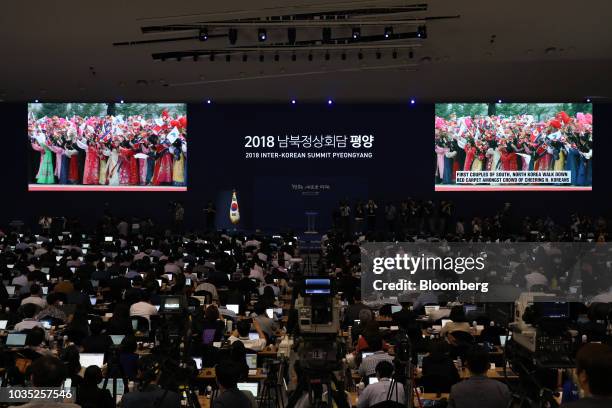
476,325,484,331
490,363,496,370
390,326,399,331
213,342,221,348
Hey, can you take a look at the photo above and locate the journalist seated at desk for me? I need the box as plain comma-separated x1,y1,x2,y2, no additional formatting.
560,343,612,408
448,346,511,408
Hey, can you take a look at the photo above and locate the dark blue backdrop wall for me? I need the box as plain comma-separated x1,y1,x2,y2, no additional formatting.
3,103,610,231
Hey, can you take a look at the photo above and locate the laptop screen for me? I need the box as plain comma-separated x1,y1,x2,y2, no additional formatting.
110,335,125,345
391,305,402,314
424,305,440,315
6,286,15,296
238,383,259,397
6,333,27,346
80,353,105,368
0,320,7,330
245,354,257,369
248,332,259,340
226,304,239,314
193,357,202,370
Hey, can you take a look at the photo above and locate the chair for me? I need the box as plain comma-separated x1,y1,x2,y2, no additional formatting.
194,290,212,304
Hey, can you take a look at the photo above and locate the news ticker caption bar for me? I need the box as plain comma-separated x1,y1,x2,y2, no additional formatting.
0,387,75,403
360,242,610,303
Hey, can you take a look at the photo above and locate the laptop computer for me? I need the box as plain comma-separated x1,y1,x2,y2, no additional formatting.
246,354,257,370
110,335,125,345
80,353,104,368
6,333,27,347
226,304,239,314
238,383,259,397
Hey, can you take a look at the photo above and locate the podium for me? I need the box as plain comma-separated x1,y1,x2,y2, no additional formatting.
305,211,318,234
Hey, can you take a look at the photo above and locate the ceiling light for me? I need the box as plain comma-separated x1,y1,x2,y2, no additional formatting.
258,28,267,42
384,27,393,38
198,28,208,41
352,27,361,40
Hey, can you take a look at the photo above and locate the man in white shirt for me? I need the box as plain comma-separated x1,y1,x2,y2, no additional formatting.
129,293,158,321
11,271,28,287
357,361,405,408
20,284,47,309
14,304,44,332
524,269,549,290
227,319,267,351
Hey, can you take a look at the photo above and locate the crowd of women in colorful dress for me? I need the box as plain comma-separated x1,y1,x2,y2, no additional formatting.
434,111,593,186
28,110,187,186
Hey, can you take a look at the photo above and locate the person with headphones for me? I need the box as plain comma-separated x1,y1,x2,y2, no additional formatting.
120,356,180,408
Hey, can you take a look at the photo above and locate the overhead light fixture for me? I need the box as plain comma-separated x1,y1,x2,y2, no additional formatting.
327,99,333,105
352,27,361,40
586,98,591,103
384,27,393,38
120,100,125,104
291,99,296,105
416,25,427,39
258,28,267,42
410,99,416,105
229,28,238,45
288,27,296,45
34,99,39,103
497,99,503,103
206,99,212,104
198,28,209,41
322,27,332,43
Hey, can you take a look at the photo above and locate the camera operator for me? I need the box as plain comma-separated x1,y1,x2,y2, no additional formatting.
560,343,612,408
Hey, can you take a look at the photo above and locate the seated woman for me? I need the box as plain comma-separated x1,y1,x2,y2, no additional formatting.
76,365,114,408
440,305,471,338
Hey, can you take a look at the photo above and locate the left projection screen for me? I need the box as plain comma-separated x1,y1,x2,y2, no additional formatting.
27,103,187,192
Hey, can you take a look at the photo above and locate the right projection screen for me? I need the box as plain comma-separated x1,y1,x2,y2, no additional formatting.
434,103,592,191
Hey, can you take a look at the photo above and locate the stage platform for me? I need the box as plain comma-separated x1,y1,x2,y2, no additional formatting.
28,184,187,192
435,185,592,192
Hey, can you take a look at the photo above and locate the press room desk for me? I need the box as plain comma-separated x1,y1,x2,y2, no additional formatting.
198,367,267,381
352,367,518,382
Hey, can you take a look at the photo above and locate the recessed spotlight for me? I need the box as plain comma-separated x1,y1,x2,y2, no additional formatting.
34,99,39,103
586,98,591,103
258,28,267,42
497,99,502,103
384,27,393,38
198,28,208,41
206,99,212,104
120,100,124,104
352,27,361,40
327,99,333,105
291,99,296,105
410,99,415,105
